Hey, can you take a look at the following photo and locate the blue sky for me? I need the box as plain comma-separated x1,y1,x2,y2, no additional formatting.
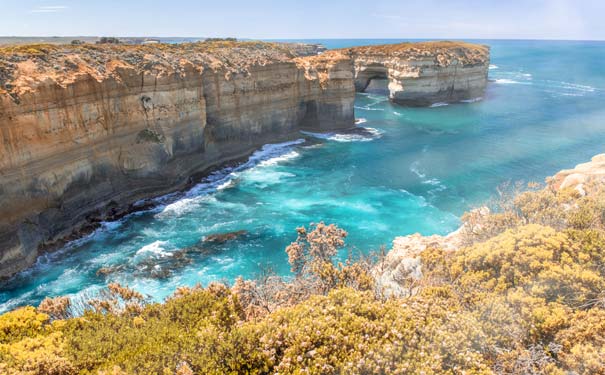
2,0,605,40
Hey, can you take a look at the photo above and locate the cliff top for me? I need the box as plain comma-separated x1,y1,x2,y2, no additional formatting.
344,41,489,66
0,41,300,96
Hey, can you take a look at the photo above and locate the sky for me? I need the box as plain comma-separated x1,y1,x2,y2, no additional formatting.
1,0,605,40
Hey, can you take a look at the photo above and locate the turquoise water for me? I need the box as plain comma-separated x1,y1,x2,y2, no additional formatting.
2,40,605,312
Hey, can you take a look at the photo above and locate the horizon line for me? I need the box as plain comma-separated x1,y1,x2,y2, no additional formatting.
1,36,605,42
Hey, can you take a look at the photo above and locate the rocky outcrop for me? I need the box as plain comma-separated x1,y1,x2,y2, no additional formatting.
345,41,490,106
0,42,354,278
373,228,464,297
548,154,605,196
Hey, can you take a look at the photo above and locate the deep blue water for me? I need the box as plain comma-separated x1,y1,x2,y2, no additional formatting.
2,39,605,312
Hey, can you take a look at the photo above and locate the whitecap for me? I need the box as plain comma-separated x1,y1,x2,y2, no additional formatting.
430,102,449,108
301,127,383,143
494,78,524,85
258,150,300,167
422,178,442,186
216,179,236,191
355,118,367,124
136,240,172,257
354,105,385,111
158,197,199,217
489,64,498,70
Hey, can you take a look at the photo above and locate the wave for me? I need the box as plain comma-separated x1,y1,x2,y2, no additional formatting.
542,80,598,93
494,78,524,85
301,127,383,143
460,97,483,103
258,150,300,167
489,64,498,70
422,178,442,186
157,139,306,216
430,102,449,108
355,118,367,124
135,240,172,258
409,161,426,179
354,105,385,111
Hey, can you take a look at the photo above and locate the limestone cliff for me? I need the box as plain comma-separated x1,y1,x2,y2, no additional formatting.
0,40,489,278
0,42,354,278
344,41,490,106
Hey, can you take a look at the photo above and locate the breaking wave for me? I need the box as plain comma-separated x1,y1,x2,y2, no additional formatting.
301,127,383,143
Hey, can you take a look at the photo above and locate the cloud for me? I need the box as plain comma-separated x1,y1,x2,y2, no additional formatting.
30,5,68,13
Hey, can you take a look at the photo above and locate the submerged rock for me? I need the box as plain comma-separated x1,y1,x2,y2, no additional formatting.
204,230,248,244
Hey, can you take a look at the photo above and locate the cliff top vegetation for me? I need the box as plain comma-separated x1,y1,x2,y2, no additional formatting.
345,40,490,66
0,41,303,96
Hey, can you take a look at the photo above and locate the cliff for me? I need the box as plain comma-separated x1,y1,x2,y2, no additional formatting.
345,41,490,105
0,40,489,278
0,41,355,278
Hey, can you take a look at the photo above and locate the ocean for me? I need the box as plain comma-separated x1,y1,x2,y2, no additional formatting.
2,39,605,312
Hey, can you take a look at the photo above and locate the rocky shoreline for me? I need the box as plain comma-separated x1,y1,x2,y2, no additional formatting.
0,40,489,278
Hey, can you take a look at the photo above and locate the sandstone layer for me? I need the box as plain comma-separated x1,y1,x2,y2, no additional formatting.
344,41,490,106
0,40,489,278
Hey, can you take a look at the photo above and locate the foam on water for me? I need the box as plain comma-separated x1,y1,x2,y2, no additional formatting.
135,241,172,258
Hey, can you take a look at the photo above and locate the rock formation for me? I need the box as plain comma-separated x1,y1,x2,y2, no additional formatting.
345,41,490,106
0,40,489,278
548,154,605,196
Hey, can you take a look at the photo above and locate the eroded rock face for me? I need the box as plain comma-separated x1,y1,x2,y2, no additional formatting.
346,41,490,106
0,42,355,277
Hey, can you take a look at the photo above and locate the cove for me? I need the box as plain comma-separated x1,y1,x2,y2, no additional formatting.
2,39,605,312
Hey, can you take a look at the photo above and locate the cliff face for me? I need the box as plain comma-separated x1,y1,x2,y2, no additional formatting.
0,40,489,278
0,42,354,278
345,41,490,106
